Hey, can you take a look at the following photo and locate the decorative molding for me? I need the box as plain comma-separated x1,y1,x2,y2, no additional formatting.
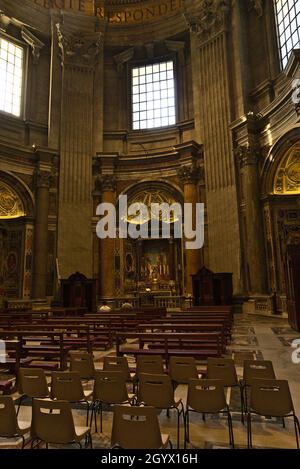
184,0,231,40
56,23,103,68
21,27,45,64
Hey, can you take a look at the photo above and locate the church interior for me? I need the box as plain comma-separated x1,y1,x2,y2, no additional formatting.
0,0,300,451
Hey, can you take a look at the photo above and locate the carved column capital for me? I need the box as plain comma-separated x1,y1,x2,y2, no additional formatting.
35,170,53,189
21,27,45,65
98,175,116,193
235,145,260,169
177,165,203,185
250,0,264,17
184,0,231,41
56,23,103,69
113,48,135,75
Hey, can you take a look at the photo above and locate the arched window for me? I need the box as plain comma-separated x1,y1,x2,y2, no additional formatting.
274,0,300,69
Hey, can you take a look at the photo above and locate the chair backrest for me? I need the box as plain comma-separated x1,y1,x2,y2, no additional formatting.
249,379,294,417
111,405,163,449
207,358,238,387
69,352,95,379
169,357,198,384
0,396,20,437
32,399,75,444
93,371,129,403
103,356,131,381
139,373,175,408
18,368,49,398
187,379,227,413
243,360,276,385
51,371,85,401
136,355,164,379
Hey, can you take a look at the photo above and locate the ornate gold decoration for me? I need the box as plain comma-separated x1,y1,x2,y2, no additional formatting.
274,144,300,195
0,182,25,219
123,189,179,224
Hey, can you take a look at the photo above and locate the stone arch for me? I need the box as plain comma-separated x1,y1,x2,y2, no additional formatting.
262,127,300,196
0,171,34,219
119,179,184,204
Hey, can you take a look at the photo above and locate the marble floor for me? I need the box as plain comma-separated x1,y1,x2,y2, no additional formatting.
1,313,300,450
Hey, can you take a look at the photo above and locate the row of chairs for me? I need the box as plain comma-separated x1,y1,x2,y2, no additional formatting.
1,372,299,449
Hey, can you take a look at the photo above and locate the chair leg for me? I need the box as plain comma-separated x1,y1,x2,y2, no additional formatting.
46,442,49,449
89,431,93,449
293,415,300,449
94,404,98,433
85,401,90,427
21,435,25,449
240,384,245,424
17,395,24,417
247,412,252,449
227,410,235,449
176,407,180,450
100,402,103,433
184,410,190,448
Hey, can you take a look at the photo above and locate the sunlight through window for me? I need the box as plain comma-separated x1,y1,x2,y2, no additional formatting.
0,37,23,117
131,60,176,130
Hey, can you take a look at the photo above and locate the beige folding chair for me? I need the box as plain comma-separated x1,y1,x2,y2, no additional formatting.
103,356,132,382
247,379,300,449
134,355,165,392
69,352,95,380
207,358,241,416
185,379,234,449
0,396,31,449
111,405,171,449
241,360,276,423
138,373,183,448
17,368,50,415
169,357,199,385
51,371,92,425
31,398,92,449
91,370,136,433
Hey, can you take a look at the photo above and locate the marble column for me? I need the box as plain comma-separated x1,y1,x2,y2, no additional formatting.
178,166,203,295
168,238,175,282
32,170,52,300
236,145,268,294
99,175,116,299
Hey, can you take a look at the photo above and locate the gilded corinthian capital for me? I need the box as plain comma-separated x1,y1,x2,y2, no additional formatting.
56,24,103,68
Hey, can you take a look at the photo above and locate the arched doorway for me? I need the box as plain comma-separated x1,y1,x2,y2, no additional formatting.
0,174,34,303
262,132,300,320
117,181,185,300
